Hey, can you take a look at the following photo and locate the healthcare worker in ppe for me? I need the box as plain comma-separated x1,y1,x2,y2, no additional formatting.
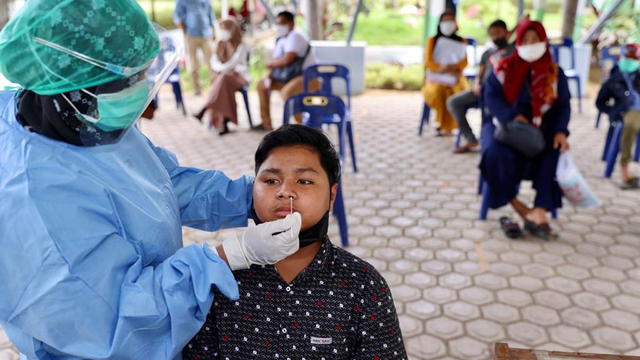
0,1,302,359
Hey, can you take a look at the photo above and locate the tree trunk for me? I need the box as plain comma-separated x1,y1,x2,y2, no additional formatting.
151,0,156,22
0,0,11,30
305,0,322,40
561,0,579,38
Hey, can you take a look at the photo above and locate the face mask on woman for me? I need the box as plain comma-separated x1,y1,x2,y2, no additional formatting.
218,29,232,42
517,42,547,63
619,56,640,74
439,21,457,37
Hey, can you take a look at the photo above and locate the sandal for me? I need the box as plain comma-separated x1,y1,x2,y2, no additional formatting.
454,143,479,154
500,217,523,239
524,220,558,240
620,177,639,190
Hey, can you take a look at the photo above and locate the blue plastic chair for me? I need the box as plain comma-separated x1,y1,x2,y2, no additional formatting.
237,85,254,128
596,46,623,129
549,37,583,113
603,121,640,178
418,103,431,135
303,64,358,172
282,93,349,247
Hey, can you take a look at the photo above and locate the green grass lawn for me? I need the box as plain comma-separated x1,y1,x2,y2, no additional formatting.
330,11,424,46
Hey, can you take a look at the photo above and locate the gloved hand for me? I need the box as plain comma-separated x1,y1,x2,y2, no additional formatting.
222,212,302,270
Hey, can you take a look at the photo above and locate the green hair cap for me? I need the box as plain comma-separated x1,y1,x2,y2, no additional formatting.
0,0,160,95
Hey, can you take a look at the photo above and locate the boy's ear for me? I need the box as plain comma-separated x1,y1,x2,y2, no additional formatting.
328,183,339,211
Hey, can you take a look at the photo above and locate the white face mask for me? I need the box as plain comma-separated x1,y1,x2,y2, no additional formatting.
218,29,232,42
439,21,457,36
517,42,547,63
276,25,289,37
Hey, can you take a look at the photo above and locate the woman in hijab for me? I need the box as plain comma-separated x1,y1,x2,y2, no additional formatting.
422,11,470,135
194,19,250,135
480,20,571,240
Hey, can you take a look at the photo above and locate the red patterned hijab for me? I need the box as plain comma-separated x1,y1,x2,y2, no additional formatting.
495,21,558,126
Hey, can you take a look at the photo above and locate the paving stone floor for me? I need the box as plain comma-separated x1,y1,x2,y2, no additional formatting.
2,89,640,360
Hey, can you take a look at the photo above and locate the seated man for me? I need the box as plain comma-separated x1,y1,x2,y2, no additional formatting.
184,125,407,359
445,17,525,154
254,11,319,131
596,44,640,189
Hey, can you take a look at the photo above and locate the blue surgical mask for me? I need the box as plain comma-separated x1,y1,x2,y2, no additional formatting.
619,56,640,74
64,80,150,132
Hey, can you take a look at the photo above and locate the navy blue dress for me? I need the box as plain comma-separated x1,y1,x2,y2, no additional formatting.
479,68,571,211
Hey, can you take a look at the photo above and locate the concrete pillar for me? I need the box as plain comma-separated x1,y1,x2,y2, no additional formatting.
304,0,322,41
427,0,446,39
561,0,579,39
572,0,587,42
533,0,546,22
221,0,229,20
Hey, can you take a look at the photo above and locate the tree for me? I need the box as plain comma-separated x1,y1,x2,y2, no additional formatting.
0,0,11,30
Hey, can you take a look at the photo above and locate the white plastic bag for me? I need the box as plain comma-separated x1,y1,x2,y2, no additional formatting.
556,151,600,208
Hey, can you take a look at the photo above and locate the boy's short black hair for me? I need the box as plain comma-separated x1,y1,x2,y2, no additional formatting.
277,11,295,23
489,19,508,31
255,125,341,185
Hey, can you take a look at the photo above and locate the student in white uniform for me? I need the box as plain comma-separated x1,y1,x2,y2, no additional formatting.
253,11,320,131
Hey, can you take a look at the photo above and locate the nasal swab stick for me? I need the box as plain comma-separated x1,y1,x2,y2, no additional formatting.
290,196,293,237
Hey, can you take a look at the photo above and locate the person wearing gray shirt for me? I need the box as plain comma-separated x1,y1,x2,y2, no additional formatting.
446,19,519,153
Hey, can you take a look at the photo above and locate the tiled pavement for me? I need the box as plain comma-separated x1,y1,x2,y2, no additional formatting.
2,89,640,359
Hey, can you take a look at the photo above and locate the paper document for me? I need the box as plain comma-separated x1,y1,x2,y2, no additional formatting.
426,72,458,86
432,37,467,65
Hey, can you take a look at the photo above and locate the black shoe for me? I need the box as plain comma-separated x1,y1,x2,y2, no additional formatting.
219,119,231,136
193,108,206,122
251,124,269,131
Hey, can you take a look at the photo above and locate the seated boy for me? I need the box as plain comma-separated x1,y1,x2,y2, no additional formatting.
183,125,407,359
596,44,640,189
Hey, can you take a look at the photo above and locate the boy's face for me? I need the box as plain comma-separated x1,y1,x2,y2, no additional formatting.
254,145,338,231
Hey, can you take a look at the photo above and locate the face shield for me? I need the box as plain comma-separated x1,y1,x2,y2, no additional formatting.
33,24,182,146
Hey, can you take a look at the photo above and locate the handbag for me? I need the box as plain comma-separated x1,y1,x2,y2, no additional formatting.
270,44,311,84
493,82,546,158
494,119,546,158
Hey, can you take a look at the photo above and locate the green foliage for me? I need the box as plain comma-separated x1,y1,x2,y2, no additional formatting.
606,9,640,44
330,10,424,45
365,63,423,91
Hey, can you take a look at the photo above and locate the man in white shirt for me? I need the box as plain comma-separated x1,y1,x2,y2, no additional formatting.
254,11,319,131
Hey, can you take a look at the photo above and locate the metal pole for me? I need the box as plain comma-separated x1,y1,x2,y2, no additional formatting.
517,0,524,18
346,0,363,45
578,0,625,45
256,0,276,24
